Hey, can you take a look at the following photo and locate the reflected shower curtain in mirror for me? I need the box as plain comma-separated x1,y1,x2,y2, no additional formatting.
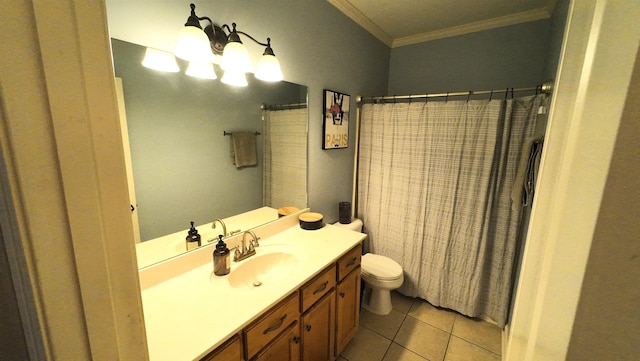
263,107,308,209
357,95,546,326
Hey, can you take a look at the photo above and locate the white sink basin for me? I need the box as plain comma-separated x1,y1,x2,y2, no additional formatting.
228,251,299,289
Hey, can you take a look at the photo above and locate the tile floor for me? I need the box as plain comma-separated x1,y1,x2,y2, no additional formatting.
338,292,502,361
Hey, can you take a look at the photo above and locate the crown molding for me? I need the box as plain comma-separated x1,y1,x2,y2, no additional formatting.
327,0,554,49
327,0,393,47
392,8,551,48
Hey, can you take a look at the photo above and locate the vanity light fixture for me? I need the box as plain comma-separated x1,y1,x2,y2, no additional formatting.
174,3,283,85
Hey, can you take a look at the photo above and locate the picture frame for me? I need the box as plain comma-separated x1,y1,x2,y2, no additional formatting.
323,89,350,149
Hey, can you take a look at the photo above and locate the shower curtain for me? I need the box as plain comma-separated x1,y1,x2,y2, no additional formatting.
357,94,545,326
263,107,308,209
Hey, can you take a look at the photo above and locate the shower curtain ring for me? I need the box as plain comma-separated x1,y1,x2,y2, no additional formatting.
466,91,472,102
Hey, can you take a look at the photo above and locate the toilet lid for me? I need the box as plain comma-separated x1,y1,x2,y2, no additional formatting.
361,253,403,280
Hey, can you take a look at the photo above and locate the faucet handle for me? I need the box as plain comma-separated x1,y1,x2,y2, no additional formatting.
232,246,241,261
251,237,260,247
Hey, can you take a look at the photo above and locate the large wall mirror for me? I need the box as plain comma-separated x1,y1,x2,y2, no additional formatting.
111,39,308,268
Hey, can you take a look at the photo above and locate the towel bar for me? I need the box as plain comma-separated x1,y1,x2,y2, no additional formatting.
223,131,261,136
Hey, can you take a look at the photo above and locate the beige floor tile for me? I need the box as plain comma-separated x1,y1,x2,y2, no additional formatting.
394,316,450,361
444,336,501,361
391,291,415,314
382,343,429,361
408,300,457,333
341,326,391,361
360,308,406,340
451,315,502,354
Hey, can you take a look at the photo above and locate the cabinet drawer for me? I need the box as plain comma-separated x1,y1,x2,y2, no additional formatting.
244,292,300,359
300,265,336,312
337,244,362,282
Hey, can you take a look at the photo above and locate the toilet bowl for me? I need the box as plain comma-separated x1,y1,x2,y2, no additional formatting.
333,219,404,315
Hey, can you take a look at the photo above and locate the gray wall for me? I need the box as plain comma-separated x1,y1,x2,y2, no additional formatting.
106,0,390,224
112,39,305,240
388,20,552,94
542,0,571,81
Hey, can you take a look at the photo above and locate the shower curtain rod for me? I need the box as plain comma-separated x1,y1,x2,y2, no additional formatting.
260,102,308,110
356,80,554,104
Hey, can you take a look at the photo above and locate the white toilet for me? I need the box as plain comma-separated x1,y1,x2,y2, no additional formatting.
334,219,404,315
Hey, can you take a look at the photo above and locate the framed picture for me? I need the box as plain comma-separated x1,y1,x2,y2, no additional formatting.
323,89,350,149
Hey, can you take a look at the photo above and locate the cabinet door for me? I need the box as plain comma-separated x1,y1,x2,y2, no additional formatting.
301,289,335,361
335,267,361,356
252,321,300,361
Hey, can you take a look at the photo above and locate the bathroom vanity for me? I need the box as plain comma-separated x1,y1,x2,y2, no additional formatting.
138,211,365,360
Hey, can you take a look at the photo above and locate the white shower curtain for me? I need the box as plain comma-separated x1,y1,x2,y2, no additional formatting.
263,107,308,209
357,95,545,326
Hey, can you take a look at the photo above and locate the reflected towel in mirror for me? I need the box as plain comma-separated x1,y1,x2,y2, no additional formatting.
230,131,258,168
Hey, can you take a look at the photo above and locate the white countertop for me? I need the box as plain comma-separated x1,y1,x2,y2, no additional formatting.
140,220,365,361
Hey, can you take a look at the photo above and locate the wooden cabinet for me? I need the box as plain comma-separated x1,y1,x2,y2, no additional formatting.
252,321,300,361
301,276,336,361
335,266,361,355
200,334,242,361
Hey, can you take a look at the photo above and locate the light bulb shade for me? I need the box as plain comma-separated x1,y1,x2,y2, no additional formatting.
185,61,217,79
221,69,248,87
141,48,180,72
221,41,253,73
255,54,283,82
174,26,215,62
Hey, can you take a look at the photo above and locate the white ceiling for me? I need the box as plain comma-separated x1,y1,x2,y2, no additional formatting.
328,0,557,47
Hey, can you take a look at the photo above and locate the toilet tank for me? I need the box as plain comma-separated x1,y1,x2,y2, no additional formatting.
333,218,363,232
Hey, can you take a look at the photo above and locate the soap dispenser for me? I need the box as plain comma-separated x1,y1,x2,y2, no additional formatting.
213,235,230,276
185,221,201,251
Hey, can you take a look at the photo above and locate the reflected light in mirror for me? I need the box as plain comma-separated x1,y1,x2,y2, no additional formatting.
221,68,248,87
186,61,217,79
141,47,180,72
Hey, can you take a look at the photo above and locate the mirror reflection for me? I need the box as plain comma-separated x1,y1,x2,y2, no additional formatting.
111,39,308,268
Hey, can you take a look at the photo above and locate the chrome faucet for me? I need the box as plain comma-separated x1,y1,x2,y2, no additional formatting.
209,218,227,242
233,230,260,262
